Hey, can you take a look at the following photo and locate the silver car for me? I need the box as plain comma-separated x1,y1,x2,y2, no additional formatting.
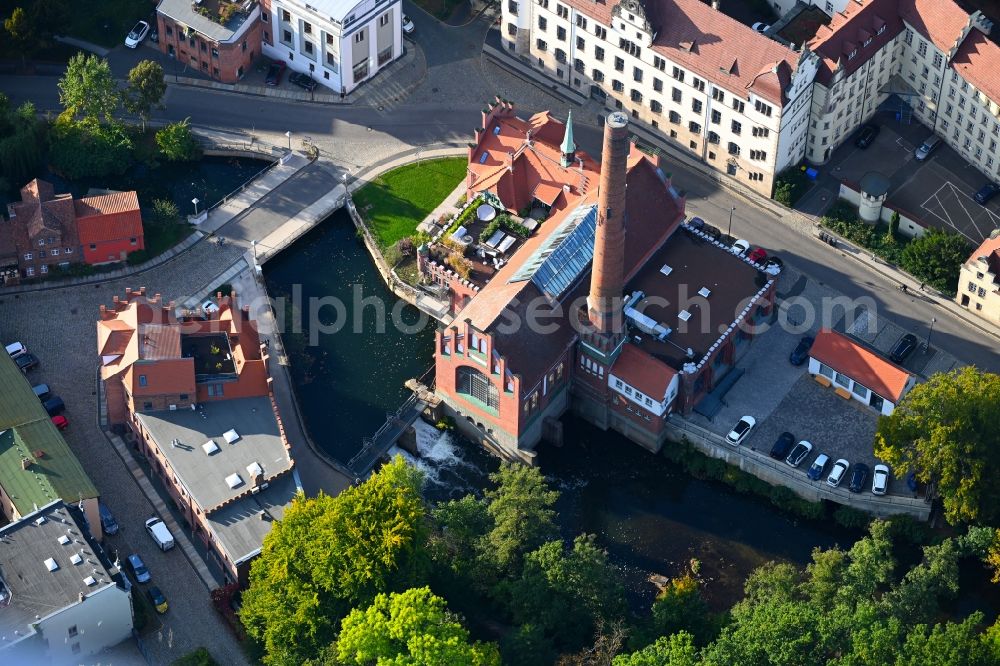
827,459,850,487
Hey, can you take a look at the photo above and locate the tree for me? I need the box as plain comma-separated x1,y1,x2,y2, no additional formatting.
875,367,1000,525
124,60,167,130
428,494,490,581
613,633,700,666
58,53,119,122
240,458,428,666
889,210,901,237
335,587,501,666
481,463,559,576
900,227,970,293
48,115,132,179
156,118,202,162
0,95,45,184
148,199,181,228
4,8,38,68
638,574,715,648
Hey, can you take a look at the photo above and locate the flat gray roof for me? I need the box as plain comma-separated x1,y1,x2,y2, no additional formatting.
0,501,120,647
208,471,301,565
135,397,292,512
157,0,256,43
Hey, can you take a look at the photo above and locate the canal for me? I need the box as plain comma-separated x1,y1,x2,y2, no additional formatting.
264,208,857,610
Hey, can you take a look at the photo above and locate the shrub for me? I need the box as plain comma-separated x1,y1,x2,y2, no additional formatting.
395,236,416,257
156,118,201,162
833,505,871,530
148,198,180,227
49,117,132,180
445,252,472,279
172,647,219,666
383,243,402,267
773,166,811,206
820,200,906,265
126,249,150,265
899,227,969,295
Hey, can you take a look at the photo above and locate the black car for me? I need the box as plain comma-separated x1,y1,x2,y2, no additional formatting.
15,352,39,373
854,124,880,149
687,217,705,232
265,61,286,86
769,431,795,460
888,333,918,363
289,72,317,92
974,182,1000,205
789,336,814,366
849,463,870,493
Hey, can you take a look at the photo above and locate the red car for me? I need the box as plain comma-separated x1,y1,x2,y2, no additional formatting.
748,247,767,264
265,60,286,86
52,415,69,430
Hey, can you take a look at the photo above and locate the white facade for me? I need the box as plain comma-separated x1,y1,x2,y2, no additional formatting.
807,356,913,415
262,0,403,94
608,372,678,417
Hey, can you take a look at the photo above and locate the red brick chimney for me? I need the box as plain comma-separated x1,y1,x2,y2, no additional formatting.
587,112,630,335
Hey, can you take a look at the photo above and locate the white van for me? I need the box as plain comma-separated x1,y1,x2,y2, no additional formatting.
5,342,27,358
145,517,175,551
914,135,941,161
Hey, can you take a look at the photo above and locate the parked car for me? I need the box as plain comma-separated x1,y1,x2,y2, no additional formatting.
145,517,175,551
872,464,890,495
748,247,767,264
726,415,756,446
125,20,150,48
15,352,39,373
854,124,880,149
974,182,1000,205
769,431,795,461
751,22,770,32
785,440,813,468
807,453,830,481
289,72,317,92
202,299,220,314
5,341,27,358
731,239,750,256
766,255,784,270
32,384,50,400
687,217,705,232
99,502,119,536
888,333,918,363
789,336,815,366
914,134,941,160
43,396,64,416
127,553,151,583
265,60,286,86
402,14,415,34
827,459,849,487
147,585,169,613
849,463,870,493
51,415,69,430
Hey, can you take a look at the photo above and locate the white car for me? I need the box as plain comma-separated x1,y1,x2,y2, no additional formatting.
731,239,750,255
125,20,151,48
402,14,415,35
752,22,771,33
827,459,850,487
872,464,890,495
726,415,756,446
202,299,220,314
5,341,27,358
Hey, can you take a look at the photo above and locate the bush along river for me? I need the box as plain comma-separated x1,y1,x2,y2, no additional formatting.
265,208,859,610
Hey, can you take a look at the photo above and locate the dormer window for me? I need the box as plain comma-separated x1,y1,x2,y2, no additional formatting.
848,49,857,60
863,37,872,47
877,24,886,35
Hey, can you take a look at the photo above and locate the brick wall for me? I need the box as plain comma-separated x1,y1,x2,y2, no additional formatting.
156,14,263,82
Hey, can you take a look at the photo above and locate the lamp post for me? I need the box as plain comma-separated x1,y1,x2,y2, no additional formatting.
925,317,936,350
727,206,736,239
192,198,200,216
285,131,292,151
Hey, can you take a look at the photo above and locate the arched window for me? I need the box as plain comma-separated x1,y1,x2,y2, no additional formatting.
456,366,499,411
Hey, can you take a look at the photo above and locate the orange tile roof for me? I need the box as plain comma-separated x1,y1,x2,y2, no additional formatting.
139,324,181,360
809,329,912,401
809,0,903,85
127,359,196,397
898,0,971,53
950,30,1000,110
74,191,140,217
611,344,676,399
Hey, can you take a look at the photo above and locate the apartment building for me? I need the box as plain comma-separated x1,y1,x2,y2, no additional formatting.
502,0,819,195
956,231,1000,324
157,0,264,82
260,0,403,94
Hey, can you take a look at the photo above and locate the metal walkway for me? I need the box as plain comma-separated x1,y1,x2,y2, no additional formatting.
347,393,427,477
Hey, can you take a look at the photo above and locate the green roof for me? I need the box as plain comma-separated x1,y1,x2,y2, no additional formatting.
0,354,98,514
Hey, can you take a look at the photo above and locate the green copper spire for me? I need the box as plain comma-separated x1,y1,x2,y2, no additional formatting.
560,111,576,167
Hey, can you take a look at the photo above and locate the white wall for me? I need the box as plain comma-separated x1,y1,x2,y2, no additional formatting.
808,356,899,415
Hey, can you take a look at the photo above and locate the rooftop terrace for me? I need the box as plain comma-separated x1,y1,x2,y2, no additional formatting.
158,0,259,42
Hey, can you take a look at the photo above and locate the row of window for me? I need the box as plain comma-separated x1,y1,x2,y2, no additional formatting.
23,247,72,260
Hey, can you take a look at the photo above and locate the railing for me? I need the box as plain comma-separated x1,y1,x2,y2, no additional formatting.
347,393,423,473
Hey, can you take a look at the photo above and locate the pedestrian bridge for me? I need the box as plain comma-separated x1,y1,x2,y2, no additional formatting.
347,393,428,477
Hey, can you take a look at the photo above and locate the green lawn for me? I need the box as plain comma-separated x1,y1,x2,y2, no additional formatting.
352,157,466,250
128,221,193,265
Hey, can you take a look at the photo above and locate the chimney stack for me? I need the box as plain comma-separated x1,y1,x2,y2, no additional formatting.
587,112,630,335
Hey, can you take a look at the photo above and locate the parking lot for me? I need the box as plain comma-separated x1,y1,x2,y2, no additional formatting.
808,105,1000,244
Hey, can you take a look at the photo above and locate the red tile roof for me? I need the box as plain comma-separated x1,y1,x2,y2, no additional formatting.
950,30,1000,109
898,0,971,53
809,329,912,401
74,191,140,218
808,0,903,85
611,344,676,399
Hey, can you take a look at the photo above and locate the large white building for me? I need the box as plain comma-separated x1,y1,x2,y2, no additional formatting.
501,0,1000,197
0,502,133,665
261,0,404,94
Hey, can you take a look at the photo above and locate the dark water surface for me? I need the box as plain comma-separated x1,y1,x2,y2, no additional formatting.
263,208,860,608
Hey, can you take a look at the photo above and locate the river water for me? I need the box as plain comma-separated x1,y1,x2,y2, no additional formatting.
264,209,857,609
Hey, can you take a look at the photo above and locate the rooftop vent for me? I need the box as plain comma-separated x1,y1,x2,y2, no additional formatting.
660,264,673,276
698,287,712,298
70,553,83,565
44,558,58,572
225,473,244,489
83,576,97,586
34,516,45,526
223,429,240,445
246,461,264,477
202,440,220,455
479,152,489,164
58,535,70,546
678,310,692,322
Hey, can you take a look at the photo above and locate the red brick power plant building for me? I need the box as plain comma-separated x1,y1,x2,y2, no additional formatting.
427,102,778,461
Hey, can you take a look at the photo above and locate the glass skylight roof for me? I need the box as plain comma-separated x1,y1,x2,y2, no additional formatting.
510,204,597,298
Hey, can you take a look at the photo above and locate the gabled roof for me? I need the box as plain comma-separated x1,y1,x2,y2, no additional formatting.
74,191,140,218
950,30,1000,113
808,0,903,85
898,0,971,53
809,329,912,401
610,343,677,399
